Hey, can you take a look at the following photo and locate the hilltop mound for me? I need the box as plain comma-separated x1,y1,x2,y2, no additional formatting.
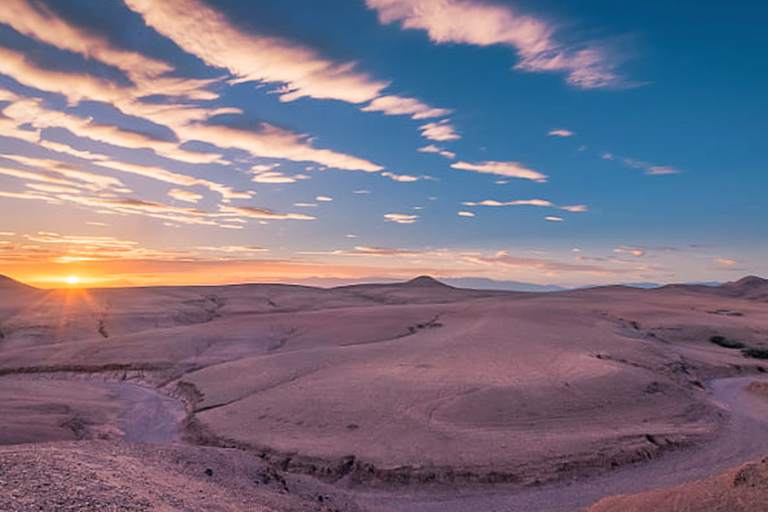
719,275,768,302
404,275,453,288
0,275,36,293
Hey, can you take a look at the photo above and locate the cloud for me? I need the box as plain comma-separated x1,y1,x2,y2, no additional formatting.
458,211,475,217
463,199,554,207
544,216,563,221
124,0,388,104
196,246,269,253
0,188,58,202
180,122,384,172
716,258,739,266
168,189,203,203
559,204,588,212
251,171,309,184
461,198,588,216
0,155,126,190
381,171,429,182
97,160,253,200
25,183,82,195
465,251,633,274
353,246,420,255
251,164,280,173
1,231,197,265
384,213,419,224
315,196,333,202
451,161,547,182
2,98,224,165
603,152,684,176
0,0,172,81
548,129,574,137
419,119,460,141
362,95,451,119
418,144,456,159
365,0,632,89
0,165,80,188
613,245,645,256
0,46,125,105
645,166,683,176
249,163,309,183
219,205,316,220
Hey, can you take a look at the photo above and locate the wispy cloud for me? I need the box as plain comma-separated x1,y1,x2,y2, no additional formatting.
0,0,171,81
548,129,575,137
418,144,456,159
602,153,684,176
381,171,433,182
451,161,548,182
462,199,588,212
1,155,126,191
97,160,253,201
362,95,452,119
123,0,447,123
465,250,634,274
219,205,316,221
180,122,385,172
252,171,310,184
365,0,634,89
384,213,419,224
124,0,386,104
168,189,203,203
419,120,460,141
196,246,269,253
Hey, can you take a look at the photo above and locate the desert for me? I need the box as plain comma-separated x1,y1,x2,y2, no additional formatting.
1,0,766,510
1,274,768,511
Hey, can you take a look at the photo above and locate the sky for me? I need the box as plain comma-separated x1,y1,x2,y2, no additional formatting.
0,0,765,288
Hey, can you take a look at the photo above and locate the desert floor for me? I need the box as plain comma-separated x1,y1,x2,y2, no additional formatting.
1,274,768,511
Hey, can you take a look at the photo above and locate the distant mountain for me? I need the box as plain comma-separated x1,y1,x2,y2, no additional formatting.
609,282,662,289
287,276,563,292
439,277,565,292
285,276,400,288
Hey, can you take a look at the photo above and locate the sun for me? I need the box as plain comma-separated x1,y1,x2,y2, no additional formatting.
65,276,80,285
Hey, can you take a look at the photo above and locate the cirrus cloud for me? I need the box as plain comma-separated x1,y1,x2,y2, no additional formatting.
451,161,548,182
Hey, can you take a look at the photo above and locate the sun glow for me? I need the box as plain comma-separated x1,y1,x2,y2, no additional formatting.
65,276,80,285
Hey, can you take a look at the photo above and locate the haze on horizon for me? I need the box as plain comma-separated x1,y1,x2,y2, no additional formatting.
0,0,765,288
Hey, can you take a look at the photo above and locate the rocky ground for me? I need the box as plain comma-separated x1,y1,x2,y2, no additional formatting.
0,441,362,512
1,275,768,511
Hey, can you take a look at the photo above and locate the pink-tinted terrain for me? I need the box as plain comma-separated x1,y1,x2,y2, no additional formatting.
1,274,768,511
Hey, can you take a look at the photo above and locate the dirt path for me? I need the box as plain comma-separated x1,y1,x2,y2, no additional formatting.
98,381,186,444
354,375,768,512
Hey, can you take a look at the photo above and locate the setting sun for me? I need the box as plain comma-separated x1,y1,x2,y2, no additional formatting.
65,276,80,285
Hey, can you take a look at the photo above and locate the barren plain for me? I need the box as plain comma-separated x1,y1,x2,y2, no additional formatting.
1,274,768,511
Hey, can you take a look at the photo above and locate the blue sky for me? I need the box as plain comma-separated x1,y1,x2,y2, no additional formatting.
0,0,765,287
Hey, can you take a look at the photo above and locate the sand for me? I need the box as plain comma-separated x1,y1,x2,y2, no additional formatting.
0,274,767,510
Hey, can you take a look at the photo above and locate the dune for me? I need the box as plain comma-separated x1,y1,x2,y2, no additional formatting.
1,274,767,510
